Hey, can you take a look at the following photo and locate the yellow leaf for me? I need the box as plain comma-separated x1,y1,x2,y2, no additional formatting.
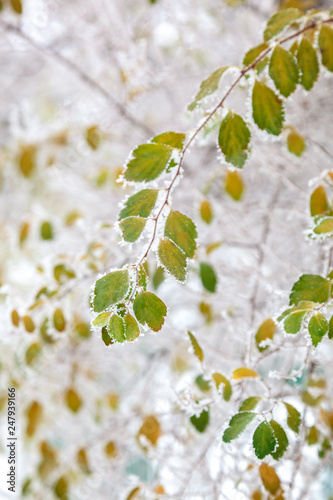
23,315,35,333
259,462,281,495
255,318,276,352
287,129,306,156
200,199,213,224
65,388,82,413
104,441,117,458
26,401,43,437
77,448,90,473
137,415,161,446
126,487,141,500
310,185,329,216
86,125,103,150
225,169,244,201
19,221,30,247
188,331,204,363
232,367,258,380
108,392,119,410
11,309,20,327
19,145,36,177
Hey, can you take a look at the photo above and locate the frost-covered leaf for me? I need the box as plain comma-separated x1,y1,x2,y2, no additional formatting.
133,292,167,332
243,43,268,66
158,238,187,282
308,312,328,347
264,8,303,41
255,318,276,352
188,331,204,363
124,314,140,341
259,463,281,495
188,66,229,111
289,274,332,306
253,421,276,459
199,262,217,293
252,81,284,136
319,24,333,72
225,169,244,201
200,199,213,224
119,217,146,242
93,269,130,312
278,301,314,334
124,144,173,182
270,420,289,460
313,216,333,236
119,189,158,220
297,37,319,91
310,186,329,216
269,45,298,97
195,374,211,392
284,402,301,433
287,129,306,156
239,397,260,412
109,314,126,343
190,408,209,433
165,210,197,258
222,412,256,443
92,312,111,327
328,314,333,339
218,112,251,168
232,367,258,380
152,131,186,150
212,373,232,401
102,326,113,346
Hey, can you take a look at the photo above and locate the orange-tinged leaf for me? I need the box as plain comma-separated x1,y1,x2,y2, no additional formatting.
104,441,117,458
65,388,82,413
137,415,161,446
259,462,281,495
232,367,258,380
126,487,141,500
310,185,329,216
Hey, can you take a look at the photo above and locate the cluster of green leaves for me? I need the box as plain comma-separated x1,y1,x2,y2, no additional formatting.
278,273,333,346
222,399,301,460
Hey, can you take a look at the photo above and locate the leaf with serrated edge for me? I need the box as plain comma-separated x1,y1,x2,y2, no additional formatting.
188,66,229,111
264,8,303,41
93,312,111,327
252,81,284,136
158,238,187,282
328,315,333,339
165,211,197,258
124,144,173,182
119,217,146,243
308,312,328,347
297,37,319,91
232,367,258,380
253,421,276,459
222,412,256,443
319,25,333,72
289,274,332,306
243,43,268,66
152,131,186,150
119,189,158,220
270,420,289,460
124,314,140,341
259,463,281,495
269,45,298,97
133,292,167,332
109,314,126,343
284,402,301,433
218,112,251,167
188,331,204,363
239,397,261,412
93,269,130,313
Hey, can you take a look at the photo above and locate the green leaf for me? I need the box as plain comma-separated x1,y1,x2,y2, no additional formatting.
119,189,158,220
319,24,333,72
243,43,269,66
287,129,305,157
124,313,140,341
109,314,126,343
269,45,298,97
133,291,167,332
239,397,260,412
124,144,173,182
40,221,54,240
297,37,319,91
93,312,111,327
328,314,333,339
284,402,301,433
152,266,165,290
218,112,251,167
188,66,229,111
195,374,211,392
283,309,307,334
222,412,256,443
263,8,303,41
190,408,209,433
152,131,186,149
158,238,187,282
289,274,332,306
212,373,232,401
93,269,130,313
225,169,244,201
313,216,333,236
188,331,204,363
253,421,276,460
138,265,148,291
119,217,146,242
255,318,276,351
310,186,329,217
199,262,217,293
270,420,289,460
102,326,113,346
252,81,284,136
308,312,328,347
165,211,198,258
